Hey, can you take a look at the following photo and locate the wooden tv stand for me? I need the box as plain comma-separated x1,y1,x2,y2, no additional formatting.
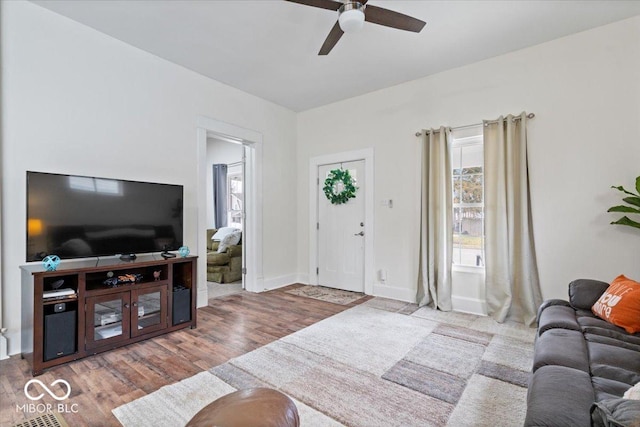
21,255,197,376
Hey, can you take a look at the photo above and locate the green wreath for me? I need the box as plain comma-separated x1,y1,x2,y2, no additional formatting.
323,168,358,205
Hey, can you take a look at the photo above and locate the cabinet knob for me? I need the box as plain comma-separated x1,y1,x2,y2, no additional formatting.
132,302,137,307
123,303,129,309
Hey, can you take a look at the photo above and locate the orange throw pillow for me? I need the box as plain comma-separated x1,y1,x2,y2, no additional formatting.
592,275,640,334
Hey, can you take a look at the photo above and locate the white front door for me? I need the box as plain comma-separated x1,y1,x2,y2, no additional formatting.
317,160,365,292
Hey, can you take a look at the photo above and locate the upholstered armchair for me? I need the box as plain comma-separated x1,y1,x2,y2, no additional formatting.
206,228,242,283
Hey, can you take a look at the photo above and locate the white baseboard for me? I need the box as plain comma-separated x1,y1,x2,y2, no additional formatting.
262,274,298,291
196,284,208,308
0,335,8,360
372,283,416,303
451,295,487,316
296,273,310,285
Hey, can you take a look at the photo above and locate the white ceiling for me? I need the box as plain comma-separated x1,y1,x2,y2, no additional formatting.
31,0,640,112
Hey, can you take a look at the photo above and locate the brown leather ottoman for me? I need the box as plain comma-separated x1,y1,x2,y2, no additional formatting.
186,388,300,427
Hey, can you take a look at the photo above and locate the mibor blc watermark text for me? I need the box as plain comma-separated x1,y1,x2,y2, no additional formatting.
17,379,79,414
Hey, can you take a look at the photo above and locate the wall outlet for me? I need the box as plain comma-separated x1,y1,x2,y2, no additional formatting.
378,269,387,282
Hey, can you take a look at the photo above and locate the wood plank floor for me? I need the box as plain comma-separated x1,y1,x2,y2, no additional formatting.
1,284,371,426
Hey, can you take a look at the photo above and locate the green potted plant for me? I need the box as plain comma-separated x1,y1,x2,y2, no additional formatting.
608,176,640,229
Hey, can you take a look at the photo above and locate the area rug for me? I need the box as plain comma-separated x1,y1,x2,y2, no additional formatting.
285,285,366,305
113,301,536,427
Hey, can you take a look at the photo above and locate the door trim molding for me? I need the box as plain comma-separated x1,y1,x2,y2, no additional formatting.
309,148,374,295
196,116,264,305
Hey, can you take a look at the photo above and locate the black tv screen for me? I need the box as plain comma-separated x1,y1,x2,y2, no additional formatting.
27,171,183,261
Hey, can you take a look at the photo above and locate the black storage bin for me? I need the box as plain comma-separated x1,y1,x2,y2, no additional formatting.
44,310,76,361
172,287,191,325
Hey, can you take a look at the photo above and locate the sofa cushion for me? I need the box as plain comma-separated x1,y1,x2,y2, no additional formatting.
577,315,640,338
525,365,595,427
588,342,640,388
592,376,634,401
538,305,581,336
536,299,571,324
591,365,640,388
575,308,596,318
569,279,610,310
533,329,589,373
227,245,242,258
207,229,217,251
207,252,231,266
591,398,640,427
588,342,640,374
591,275,640,334
582,325,640,346
585,333,640,353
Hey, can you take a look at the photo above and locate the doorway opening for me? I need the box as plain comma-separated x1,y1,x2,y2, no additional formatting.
206,137,246,300
196,116,263,307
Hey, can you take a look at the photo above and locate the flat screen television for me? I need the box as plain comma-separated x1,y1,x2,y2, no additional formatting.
26,171,183,261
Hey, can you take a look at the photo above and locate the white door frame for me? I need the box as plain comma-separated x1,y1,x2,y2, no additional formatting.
196,116,264,307
309,148,374,295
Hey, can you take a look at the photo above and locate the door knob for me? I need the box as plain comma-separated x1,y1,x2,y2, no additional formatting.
354,231,364,236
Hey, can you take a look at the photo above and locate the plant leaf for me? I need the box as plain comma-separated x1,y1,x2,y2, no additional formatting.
636,176,640,194
611,216,640,229
607,205,640,214
622,196,640,208
611,185,638,197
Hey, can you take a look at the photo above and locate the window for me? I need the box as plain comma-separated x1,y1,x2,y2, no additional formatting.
451,129,484,267
227,167,243,230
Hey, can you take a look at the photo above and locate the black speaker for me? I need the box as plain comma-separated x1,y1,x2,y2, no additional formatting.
44,310,77,361
172,287,191,325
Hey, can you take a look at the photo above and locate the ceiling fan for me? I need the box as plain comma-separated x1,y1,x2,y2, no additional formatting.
285,0,426,55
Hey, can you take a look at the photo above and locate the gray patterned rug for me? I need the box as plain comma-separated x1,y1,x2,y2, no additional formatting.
113,298,536,427
285,285,366,305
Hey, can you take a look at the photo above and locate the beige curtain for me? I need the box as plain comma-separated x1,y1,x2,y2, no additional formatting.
483,112,542,326
417,127,453,310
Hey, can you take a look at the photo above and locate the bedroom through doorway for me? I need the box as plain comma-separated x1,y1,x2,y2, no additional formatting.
206,136,246,301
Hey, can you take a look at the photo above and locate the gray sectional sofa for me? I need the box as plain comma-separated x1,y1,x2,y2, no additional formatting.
525,279,640,426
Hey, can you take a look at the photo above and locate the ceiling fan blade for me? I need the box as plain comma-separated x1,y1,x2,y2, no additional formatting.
284,0,342,12
364,5,426,33
318,21,344,55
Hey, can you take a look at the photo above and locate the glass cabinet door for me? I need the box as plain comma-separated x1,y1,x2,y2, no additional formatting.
131,285,168,337
86,293,131,349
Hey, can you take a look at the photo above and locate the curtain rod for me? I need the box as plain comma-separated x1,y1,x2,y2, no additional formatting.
415,113,535,137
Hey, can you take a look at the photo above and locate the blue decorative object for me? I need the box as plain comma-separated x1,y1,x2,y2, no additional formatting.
42,255,61,271
178,246,190,258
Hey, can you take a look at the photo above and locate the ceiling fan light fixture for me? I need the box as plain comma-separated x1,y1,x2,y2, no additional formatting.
338,2,365,33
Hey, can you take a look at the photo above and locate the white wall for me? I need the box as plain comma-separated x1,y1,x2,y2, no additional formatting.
205,138,244,228
297,16,640,305
0,1,297,355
